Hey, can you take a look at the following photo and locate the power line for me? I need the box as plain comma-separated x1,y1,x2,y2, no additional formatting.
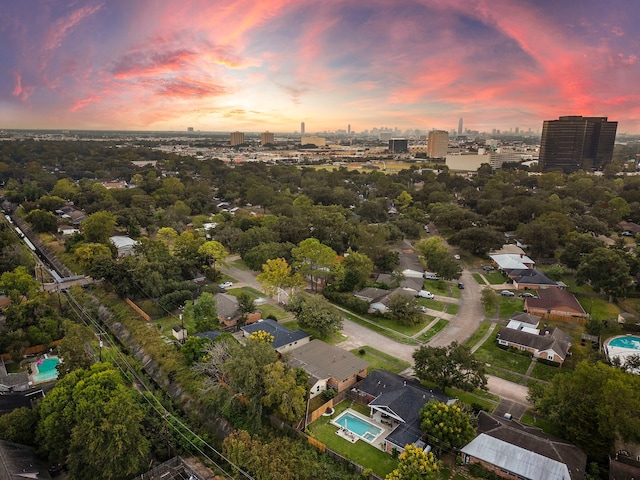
62,290,254,480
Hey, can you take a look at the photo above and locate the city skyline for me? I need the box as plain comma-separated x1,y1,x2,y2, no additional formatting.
1,1,639,133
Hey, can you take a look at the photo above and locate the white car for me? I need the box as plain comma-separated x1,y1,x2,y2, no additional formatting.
454,254,461,260
417,290,435,299
219,281,234,289
500,290,515,297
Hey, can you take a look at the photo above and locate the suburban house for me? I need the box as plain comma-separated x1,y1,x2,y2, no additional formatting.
460,411,587,480
241,319,310,353
490,253,535,271
507,269,558,290
0,360,30,393
497,317,573,365
524,287,588,322
0,387,45,415
214,292,261,329
353,370,455,454
0,440,49,479
619,220,640,237
355,286,423,314
288,340,369,398
109,235,138,257
55,204,87,225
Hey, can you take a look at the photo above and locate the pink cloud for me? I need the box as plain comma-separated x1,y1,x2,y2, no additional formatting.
43,3,104,51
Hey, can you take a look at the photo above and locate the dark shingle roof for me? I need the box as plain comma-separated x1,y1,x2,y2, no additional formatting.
288,340,369,384
241,319,309,349
498,327,573,360
525,287,586,315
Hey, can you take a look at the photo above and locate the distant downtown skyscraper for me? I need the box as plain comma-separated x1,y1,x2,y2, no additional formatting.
427,130,449,158
539,116,617,172
458,117,463,136
300,122,305,135
230,131,245,146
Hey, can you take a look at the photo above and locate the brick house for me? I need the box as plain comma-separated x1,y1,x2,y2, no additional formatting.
524,287,587,322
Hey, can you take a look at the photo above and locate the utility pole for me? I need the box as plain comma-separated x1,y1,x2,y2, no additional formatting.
96,333,105,362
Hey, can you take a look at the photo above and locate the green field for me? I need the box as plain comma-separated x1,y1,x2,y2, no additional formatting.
417,319,449,342
474,333,532,374
463,322,494,348
350,346,411,374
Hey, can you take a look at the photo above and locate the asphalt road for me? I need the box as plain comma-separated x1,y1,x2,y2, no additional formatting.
221,257,532,406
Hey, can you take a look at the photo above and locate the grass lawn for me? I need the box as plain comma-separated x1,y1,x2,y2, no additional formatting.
423,280,451,296
342,313,418,345
497,296,525,319
417,319,449,342
485,366,525,384
447,387,499,413
307,401,398,477
256,303,290,321
229,258,251,271
520,411,560,436
484,271,508,285
445,303,459,315
578,296,621,320
350,346,411,374
360,312,430,337
450,286,461,299
463,322,494,348
474,333,532,374
529,361,562,382
472,273,487,285
420,299,447,312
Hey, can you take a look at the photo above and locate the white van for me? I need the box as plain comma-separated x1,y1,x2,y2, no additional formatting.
423,272,439,280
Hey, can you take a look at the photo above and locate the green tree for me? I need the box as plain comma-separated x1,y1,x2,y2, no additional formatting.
340,249,373,291
0,407,39,445
287,294,342,339
576,247,633,300
385,443,439,480
560,232,604,270
237,292,256,326
420,402,475,452
57,320,95,377
387,292,421,325
413,342,487,393
183,292,217,333
0,265,40,304
449,227,505,256
81,211,116,244
292,238,341,292
395,190,413,211
25,208,58,232
415,236,461,280
74,242,112,271
531,361,640,461
180,336,210,366
51,178,78,200
257,257,305,304
37,364,150,479
198,239,228,269
262,361,307,423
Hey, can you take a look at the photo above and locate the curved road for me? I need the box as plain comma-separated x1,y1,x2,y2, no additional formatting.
221,258,531,407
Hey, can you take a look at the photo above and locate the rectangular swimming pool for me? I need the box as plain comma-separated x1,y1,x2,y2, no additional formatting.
333,410,383,443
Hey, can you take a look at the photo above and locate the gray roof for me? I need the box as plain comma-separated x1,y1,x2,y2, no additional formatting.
0,371,29,390
461,411,586,480
498,327,572,360
288,340,369,384
357,370,452,449
354,287,389,303
194,330,222,341
213,293,239,320
462,434,572,480
241,319,310,349
0,440,47,480
510,312,542,326
510,268,557,286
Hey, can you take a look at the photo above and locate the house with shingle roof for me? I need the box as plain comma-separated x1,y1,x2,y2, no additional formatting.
288,340,369,398
461,411,586,480
213,293,261,329
497,325,573,365
353,370,455,454
524,287,587,322
241,319,310,353
508,268,558,290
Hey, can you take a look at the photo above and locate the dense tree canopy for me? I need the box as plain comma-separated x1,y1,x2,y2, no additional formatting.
413,342,487,393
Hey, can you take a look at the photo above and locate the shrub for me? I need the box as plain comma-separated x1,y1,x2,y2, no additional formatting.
358,348,366,355
322,290,369,315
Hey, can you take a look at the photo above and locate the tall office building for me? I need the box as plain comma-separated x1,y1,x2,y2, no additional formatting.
427,130,449,158
348,124,351,135
539,116,617,172
260,131,274,146
458,118,463,136
230,131,245,146
389,138,408,153
300,122,305,135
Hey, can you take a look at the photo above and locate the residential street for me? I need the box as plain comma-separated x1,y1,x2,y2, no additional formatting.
220,257,532,408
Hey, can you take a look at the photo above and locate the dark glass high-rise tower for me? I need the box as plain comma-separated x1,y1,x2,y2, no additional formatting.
539,116,617,172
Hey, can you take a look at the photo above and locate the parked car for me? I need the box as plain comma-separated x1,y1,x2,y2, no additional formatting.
500,290,515,296
417,290,435,299
482,265,495,271
457,282,465,289
423,272,440,280
454,254,461,260
219,281,234,289
519,292,537,298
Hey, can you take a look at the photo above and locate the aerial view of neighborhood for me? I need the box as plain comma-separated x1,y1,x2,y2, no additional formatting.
1,1,640,480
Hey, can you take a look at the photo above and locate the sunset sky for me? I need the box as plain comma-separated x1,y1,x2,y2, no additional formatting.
2,0,639,134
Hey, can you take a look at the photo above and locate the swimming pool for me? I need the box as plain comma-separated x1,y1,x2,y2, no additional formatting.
33,357,60,382
608,336,640,350
605,335,640,374
333,410,383,443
